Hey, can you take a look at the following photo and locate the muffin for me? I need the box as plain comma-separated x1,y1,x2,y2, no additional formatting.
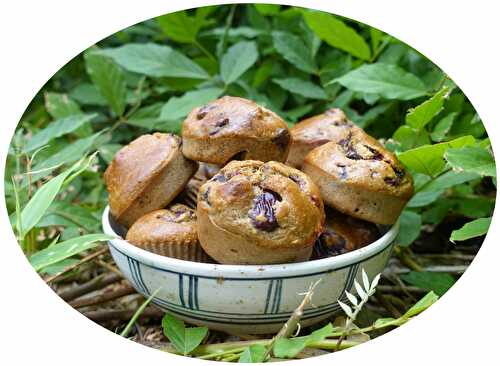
287,108,356,168
302,130,413,225
312,208,380,259
104,133,198,227
197,160,325,265
126,204,209,262
182,96,291,165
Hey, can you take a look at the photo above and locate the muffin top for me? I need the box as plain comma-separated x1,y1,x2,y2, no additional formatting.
182,96,290,146
291,108,355,148
304,130,413,197
126,204,197,246
198,160,325,249
104,133,181,219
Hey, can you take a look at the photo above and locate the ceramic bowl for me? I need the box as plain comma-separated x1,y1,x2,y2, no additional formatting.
102,206,399,334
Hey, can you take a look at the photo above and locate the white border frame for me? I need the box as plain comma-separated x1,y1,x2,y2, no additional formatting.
1,1,499,365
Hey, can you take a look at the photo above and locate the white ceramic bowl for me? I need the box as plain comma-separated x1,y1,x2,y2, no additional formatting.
102,206,399,334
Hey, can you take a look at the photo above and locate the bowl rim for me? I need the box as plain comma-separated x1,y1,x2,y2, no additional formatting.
102,206,399,279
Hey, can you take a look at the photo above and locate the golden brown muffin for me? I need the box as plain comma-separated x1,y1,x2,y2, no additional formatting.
126,204,209,262
312,208,380,259
302,130,414,225
287,108,357,168
104,133,198,227
197,160,325,265
182,96,291,165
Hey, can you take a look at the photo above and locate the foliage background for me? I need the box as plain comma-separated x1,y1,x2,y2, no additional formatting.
4,3,495,311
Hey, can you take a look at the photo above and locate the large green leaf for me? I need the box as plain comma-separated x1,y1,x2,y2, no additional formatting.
401,271,456,296
254,4,281,15
162,313,208,355
44,92,82,119
398,135,475,176
396,210,422,246
431,112,457,142
445,146,496,177
273,323,333,358
272,31,317,74
18,157,91,238
450,217,492,241
30,233,113,271
23,114,97,153
220,41,258,84
156,11,204,43
239,345,267,363
85,52,127,116
406,87,448,130
334,63,428,100
303,11,371,60
100,43,209,79
160,87,223,121
403,292,439,318
273,77,327,99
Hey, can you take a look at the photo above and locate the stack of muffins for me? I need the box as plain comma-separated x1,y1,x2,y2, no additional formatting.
104,96,414,265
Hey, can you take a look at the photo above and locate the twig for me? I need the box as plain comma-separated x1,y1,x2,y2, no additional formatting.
45,247,108,283
375,293,402,318
95,259,124,277
58,273,121,301
263,279,321,359
69,284,136,308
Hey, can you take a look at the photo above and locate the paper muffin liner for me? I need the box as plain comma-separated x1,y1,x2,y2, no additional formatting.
136,240,213,263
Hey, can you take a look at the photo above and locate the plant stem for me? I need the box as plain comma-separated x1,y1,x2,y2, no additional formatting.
194,40,216,62
120,288,160,338
45,246,108,283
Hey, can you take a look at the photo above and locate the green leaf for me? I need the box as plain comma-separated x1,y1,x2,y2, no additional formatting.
273,77,327,99
254,4,281,15
421,170,480,192
19,160,83,238
303,11,370,60
273,323,333,358
392,125,430,151
398,135,475,176
162,313,208,355
450,217,491,241
23,114,97,153
31,132,102,183
272,31,317,74
160,87,223,121
100,43,209,79
220,41,258,84
70,83,107,106
157,11,203,43
445,146,496,177
397,210,422,246
406,87,448,129
334,63,428,100
85,52,127,116
407,190,444,208
45,92,82,119
30,233,113,271
401,271,456,296
403,292,439,318
430,112,457,142
239,344,267,363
